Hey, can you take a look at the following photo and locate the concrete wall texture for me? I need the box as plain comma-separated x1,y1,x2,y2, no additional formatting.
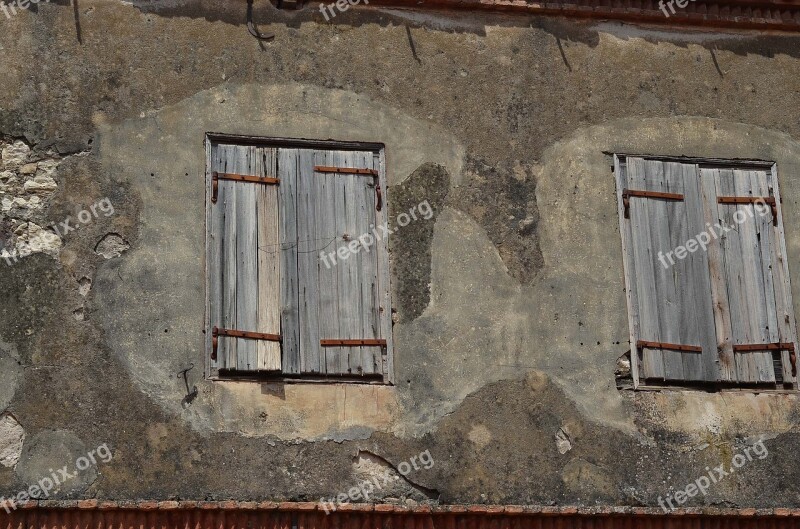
1,0,800,510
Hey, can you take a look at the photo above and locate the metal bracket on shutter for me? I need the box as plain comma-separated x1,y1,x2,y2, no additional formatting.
211,326,282,361
717,196,778,226
622,189,685,218
733,342,796,376
211,172,280,204
314,166,382,211
637,340,702,353
320,339,387,347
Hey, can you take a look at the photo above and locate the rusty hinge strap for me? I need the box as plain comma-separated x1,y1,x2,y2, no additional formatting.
313,166,382,211
212,326,282,361
733,342,797,377
718,196,778,226
637,340,702,353
320,339,387,347
622,189,684,218
211,172,280,204
314,166,379,176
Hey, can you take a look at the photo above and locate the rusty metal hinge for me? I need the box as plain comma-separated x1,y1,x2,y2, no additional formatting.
733,342,796,377
320,339,387,347
211,326,282,361
718,196,778,226
622,189,684,219
314,166,382,211
211,172,280,204
637,340,702,353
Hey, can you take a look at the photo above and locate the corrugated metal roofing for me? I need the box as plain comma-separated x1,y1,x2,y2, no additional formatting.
3,502,800,529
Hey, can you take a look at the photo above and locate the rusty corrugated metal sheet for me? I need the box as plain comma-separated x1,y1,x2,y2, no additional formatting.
3,504,800,529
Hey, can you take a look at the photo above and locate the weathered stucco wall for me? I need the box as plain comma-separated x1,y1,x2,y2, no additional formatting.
2,0,800,509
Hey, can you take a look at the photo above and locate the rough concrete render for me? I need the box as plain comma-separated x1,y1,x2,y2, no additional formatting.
1,0,800,517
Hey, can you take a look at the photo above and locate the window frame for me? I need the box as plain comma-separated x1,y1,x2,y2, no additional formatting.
203,134,394,385
614,153,798,391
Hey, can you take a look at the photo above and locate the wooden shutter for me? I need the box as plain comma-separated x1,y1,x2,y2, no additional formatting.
208,143,283,373
291,148,385,376
700,165,798,385
617,156,719,384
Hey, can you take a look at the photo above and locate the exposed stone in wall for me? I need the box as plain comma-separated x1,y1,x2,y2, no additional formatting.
352,452,439,504
94,233,129,259
0,414,25,468
0,139,62,264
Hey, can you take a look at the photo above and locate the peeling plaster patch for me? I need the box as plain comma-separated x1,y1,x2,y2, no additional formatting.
467,424,492,449
94,233,129,259
555,427,572,454
0,414,25,468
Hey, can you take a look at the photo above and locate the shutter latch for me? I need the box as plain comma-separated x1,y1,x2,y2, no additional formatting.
717,196,778,226
211,172,281,204
622,189,685,219
212,326,282,361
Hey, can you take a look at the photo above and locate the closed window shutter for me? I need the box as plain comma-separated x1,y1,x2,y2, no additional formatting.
209,144,283,372
292,149,384,376
620,156,719,383
701,166,798,385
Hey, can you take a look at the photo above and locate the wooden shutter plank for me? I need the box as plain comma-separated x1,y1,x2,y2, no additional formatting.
715,169,775,384
278,148,301,374
209,144,226,369
233,146,259,371
666,161,709,382
768,165,799,384
316,149,343,375
615,156,642,386
682,166,721,383
699,167,736,382
256,147,281,371
747,169,779,382
220,145,239,370
648,160,685,382
333,150,357,374
297,148,322,374
627,157,665,381
359,150,381,375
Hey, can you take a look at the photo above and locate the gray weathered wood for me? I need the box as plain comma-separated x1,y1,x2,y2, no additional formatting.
699,167,736,382
714,168,775,384
278,148,301,374
627,156,665,381
767,164,799,384
315,149,342,375
296,148,322,374
614,156,641,387
256,147,281,371
624,157,715,384
220,145,239,370
234,146,259,371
